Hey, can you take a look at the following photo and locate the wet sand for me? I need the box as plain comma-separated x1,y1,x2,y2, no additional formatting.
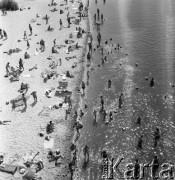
0,0,89,179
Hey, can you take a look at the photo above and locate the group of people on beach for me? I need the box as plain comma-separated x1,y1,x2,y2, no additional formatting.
1,0,90,179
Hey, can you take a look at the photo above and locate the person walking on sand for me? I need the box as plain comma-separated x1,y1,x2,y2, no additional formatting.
53,39,56,47
45,14,48,24
29,24,32,35
31,91,37,102
97,32,101,47
24,31,27,39
67,16,71,28
59,19,63,30
0,29,3,39
58,58,61,66
22,93,27,108
27,40,30,49
19,58,24,71
6,62,10,76
3,30,7,39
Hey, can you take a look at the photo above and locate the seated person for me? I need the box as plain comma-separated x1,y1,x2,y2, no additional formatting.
52,46,59,53
46,121,54,133
19,83,29,93
24,52,30,59
48,25,54,31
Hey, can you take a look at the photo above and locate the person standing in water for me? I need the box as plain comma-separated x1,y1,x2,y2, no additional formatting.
108,79,112,89
118,93,123,109
97,32,101,47
153,128,160,148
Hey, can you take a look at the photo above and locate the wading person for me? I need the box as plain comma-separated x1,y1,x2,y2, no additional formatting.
94,14,96,24
118,93,123,109
97,32,101,47
87,71,89,85
108,79,111,89
136,116,141,126
97,8,100,20
93,109,97,124
83,145,89,168
137,135,143,150
153,128,160,148
152,156,159,178
134,159,140,179
88,42,92,54
150,77,155,87
100,95,104,111
81,81,85,95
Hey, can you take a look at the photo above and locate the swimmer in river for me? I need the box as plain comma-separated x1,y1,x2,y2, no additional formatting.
100,95,104,110
150,77,155,87
93,109,97,125
109,111,113,122
137,135,143,150
136,116,141,126
153,127,160,148
118,93,123,109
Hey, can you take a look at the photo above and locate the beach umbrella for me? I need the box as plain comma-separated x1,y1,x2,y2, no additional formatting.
22,170,36,180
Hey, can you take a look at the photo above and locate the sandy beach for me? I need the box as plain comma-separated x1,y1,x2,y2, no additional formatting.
0,0,89,179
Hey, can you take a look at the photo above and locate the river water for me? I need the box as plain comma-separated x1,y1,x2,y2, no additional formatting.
76,0,175,179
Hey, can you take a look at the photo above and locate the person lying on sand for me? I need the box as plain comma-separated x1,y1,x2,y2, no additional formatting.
45,87,55,98
18,82,29,93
